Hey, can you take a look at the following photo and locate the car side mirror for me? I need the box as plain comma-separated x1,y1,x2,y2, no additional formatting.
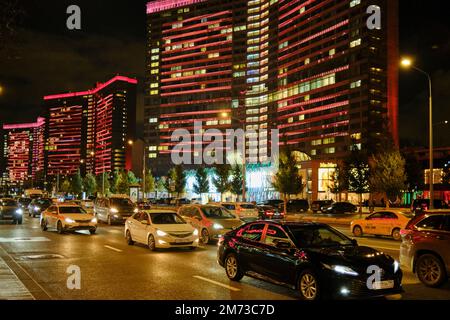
276,240,292,249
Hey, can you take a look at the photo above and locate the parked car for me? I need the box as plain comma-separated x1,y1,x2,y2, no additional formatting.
311,200,334,214
411,199,449,214
257,205,284,220
220,202,259,221
323,202,357,215
218,221,403,300
17,198,32,211
279,199,309,213
94,196,138,225
351,210,414,241
40,203,97,234
28,198,53,218
125,210,199,251
400,210,450,287
0,198,23,224
178,205,243,244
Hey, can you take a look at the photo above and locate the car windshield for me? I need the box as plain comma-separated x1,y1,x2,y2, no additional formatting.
150,213,185,224
240,204,255,209
59,206,87,214
201,207,235,219
19,199,32,204
288,225,353,248
37,199,52,206
110,198,134,207
1,200,17,206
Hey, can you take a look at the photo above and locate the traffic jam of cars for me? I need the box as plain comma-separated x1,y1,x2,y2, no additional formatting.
1,193,449,300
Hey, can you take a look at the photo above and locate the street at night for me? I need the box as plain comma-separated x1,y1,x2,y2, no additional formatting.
1,215,449,301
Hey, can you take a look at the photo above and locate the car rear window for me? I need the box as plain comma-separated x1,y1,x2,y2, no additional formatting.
240,204,255,209
416,215,445,231
59,207,87,214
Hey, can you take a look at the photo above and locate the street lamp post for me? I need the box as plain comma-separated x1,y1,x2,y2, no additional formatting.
401,58,435,209
220,113,247,202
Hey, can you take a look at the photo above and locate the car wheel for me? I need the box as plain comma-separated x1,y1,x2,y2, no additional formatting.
17,218,23,225
416,254,447,288
225,253,244,281
89,229,96,235
353,225,363,237
201,229,210,244
57,221,64,234
41,219,48,231
126,230,134,245
298,270,320,301
148,234,156,251
391,228,401,241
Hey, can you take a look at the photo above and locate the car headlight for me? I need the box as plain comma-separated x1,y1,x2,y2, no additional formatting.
134,208,139,213
15,209,23,215
156,230,167,237
394,260,400,273
91,218,98,223
213,223,224,230
110,208,119,213
65,218,76,224
34,206,40,211
323,263,359,276
193,229,199,236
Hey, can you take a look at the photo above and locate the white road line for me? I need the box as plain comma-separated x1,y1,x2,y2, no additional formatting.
0,237,51,243
193,275,241,292
104,245,123,253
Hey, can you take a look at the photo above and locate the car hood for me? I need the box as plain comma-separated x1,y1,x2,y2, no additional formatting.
60,214,95,221
155,224,194,232
210,218,243,229
307,245,395,272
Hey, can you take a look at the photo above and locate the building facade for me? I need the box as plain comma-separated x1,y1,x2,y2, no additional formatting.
43,76,138,179
144,0,399,201
1,117,46,188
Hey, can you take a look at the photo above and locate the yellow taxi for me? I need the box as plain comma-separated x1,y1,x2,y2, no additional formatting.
350,209,414,241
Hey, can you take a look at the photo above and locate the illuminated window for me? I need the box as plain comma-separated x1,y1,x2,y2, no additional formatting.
350,39,362,48
350,0,361,7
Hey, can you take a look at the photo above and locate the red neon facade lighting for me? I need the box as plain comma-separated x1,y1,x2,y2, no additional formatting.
147,0,207,14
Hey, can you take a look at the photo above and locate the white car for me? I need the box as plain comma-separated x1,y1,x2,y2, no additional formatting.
40,204,98,234
125,210,199,251
219,202,259,221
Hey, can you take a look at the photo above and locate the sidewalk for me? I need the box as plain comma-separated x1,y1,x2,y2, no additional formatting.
0,256,34,300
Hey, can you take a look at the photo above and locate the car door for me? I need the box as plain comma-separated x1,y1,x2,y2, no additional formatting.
136,213,151,244
382,212,399,236
440,215,450,270
46,206,58,228
237,223,267,274
259,225,297,284
364,213,384,235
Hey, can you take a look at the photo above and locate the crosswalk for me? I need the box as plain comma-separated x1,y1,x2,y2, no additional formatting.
0,257,34,300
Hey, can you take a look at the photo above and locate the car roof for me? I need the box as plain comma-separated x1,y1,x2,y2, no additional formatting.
53,203,81,207
246,220,324,227
141,210,178,214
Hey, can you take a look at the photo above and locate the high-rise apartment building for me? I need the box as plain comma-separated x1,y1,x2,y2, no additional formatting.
1,117,45,187
43,76,137,178
144,0,399,200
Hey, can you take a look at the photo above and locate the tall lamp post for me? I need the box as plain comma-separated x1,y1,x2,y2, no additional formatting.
401,58,435,209
220,112,247,202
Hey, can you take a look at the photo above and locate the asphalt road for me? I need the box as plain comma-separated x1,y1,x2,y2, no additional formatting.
0,215,449,300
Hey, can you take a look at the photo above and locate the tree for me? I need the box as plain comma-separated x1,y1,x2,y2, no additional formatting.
144,170,156,196
83,173,97,197
213,164,231,201
71,171,83,198
127,171,139,185
173,165,186,198
271,150,304,214
370,150,407,208
230,165,244,200
343,146,370,213
96,172,110,195
61,178,71,194
329,165,348,202
164,169,177,197
155,177,166,198
115,170,130,195
193,167,210,197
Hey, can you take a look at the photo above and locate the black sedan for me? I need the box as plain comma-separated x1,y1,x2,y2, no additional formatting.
218,221,403,300
257,205,284,220
322,202,357,215
28,198,53,218
0,198,23,224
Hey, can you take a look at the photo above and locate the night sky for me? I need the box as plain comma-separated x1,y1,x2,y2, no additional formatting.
0,0,449,146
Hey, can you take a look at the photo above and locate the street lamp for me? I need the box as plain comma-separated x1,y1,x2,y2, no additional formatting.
220,112,247,202
401,57,435,209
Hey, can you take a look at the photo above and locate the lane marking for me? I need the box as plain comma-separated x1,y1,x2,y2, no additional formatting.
0,237,51,243
193,275,241,292
104,245,123,253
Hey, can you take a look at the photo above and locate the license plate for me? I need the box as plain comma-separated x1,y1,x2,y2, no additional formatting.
373,280,394,290
175,239,188,243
